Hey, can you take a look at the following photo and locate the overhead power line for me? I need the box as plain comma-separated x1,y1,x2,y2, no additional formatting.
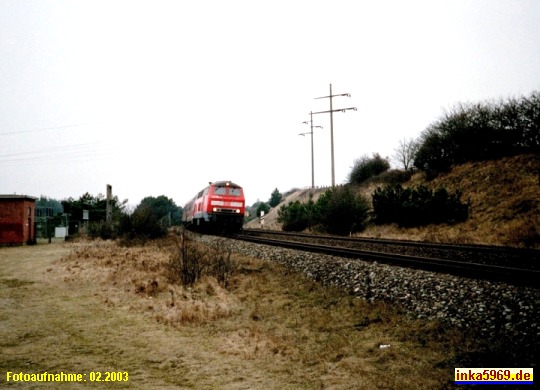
0,142,115,167
0,122,96,136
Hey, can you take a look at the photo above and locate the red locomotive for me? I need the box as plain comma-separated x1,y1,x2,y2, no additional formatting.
182,181,245,231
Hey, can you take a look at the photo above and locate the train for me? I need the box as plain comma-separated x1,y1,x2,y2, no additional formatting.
182,181,246,232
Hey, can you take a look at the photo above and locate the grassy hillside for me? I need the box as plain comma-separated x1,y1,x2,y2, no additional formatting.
365,153,540,248
248,154,540,248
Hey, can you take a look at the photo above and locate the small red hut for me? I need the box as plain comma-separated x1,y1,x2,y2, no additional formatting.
0,195,37,245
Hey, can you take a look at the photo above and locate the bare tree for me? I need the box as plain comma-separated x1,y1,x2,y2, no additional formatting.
393,137,418,171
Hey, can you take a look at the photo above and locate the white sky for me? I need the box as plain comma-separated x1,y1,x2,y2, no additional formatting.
1,0,539,208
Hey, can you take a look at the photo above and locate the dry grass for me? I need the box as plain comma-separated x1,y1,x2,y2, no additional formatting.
0,236,488,388
401,153,540,247
60,237,239,326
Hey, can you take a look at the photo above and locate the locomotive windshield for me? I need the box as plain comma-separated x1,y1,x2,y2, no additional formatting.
229,187,242,196
213,186,242,196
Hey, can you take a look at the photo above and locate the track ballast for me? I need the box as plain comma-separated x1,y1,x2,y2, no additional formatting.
231,229,540,288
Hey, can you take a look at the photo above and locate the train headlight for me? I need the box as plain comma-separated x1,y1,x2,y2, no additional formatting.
213,207,217,212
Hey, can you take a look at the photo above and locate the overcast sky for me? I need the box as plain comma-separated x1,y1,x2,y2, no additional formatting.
1,0,539,208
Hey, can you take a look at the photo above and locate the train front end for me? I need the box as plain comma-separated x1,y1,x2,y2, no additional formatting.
205,181,245,231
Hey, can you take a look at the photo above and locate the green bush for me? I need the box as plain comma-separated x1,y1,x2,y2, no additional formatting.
348,153,390,184
277,200,312,232
87,221,115,240
256,202,270,218
315,187,370,235
130,204,168,239
372,184,469,227
414,92,540,174
277,187,370,235
138,195,183,226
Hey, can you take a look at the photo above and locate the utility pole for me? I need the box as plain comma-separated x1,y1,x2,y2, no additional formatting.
106,184,112,224
299,111,323,189
312,84,356,187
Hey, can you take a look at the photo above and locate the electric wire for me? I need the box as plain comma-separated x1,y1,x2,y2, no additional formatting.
0,142,117,167
0,123,97,136
0,121,126,167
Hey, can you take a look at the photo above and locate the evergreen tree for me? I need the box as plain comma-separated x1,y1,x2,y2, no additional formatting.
256,202,270,217
268,188,283,207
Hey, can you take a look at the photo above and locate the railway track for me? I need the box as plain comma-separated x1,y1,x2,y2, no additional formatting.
230,229,540,288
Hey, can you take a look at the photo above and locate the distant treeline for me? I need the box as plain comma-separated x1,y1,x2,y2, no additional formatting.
37,193,183,240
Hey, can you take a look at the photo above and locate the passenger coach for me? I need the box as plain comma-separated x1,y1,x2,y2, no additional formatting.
182,181,245,231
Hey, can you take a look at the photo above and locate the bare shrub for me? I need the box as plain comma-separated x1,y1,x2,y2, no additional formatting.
168,229,237,287
211,242,236,288
169,231,202,286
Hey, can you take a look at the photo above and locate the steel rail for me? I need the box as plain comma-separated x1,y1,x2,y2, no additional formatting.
230,233,540,289
241,228,540,257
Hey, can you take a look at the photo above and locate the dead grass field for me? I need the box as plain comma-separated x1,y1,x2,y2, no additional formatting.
0,236,485,389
